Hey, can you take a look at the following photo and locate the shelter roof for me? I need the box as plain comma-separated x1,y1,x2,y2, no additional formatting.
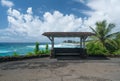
42,32,95,37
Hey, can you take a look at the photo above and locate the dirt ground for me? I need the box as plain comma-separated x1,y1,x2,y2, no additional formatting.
0,57,120,81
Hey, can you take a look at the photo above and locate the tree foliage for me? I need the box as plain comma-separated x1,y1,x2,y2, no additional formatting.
90,20,119,47
88,20,120,55
86,41,108,55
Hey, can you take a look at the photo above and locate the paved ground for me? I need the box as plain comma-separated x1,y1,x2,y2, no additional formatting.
0,57,120,81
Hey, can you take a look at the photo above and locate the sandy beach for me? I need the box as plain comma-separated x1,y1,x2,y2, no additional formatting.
0,57,120,81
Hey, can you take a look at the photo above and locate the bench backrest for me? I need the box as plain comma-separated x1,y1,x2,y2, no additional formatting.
54,48,84,54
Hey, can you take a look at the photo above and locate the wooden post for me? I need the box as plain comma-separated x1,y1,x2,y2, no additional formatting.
80,37,82,57
82,36,87,58
51,37,54,50
83,38,85,49
48,36,54,58
48,36,54,49
80,37,82,48
83,36,87,48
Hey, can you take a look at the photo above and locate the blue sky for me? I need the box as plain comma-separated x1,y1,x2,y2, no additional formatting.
0,0,120,42
0,0,90,29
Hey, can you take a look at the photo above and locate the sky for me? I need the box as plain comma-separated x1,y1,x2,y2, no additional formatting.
0,0,120,42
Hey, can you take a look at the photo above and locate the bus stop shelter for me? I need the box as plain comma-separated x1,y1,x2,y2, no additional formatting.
42,32,95,58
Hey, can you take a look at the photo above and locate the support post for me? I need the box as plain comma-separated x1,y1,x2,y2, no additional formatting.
83,36,87,48
47,36,55,58
51,37,54,50
80,37,82,57
82,36,88,58
83,38,85,49
80,37,82,48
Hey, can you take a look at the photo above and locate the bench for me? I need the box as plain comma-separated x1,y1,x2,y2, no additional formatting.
53,48,87,58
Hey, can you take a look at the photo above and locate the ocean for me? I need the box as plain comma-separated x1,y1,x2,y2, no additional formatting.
0,42,80,57
0,43,49,57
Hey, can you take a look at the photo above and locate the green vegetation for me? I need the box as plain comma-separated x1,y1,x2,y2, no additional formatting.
13,52,19,57
39,43,50,55
33,42,50,56
34,42,40,55
86,41,108,55
26,52,34,56
45,43,50,54
25,42,50,57
113,50,120,55
45,43,48,51
4,44,50,61
87,20,120,56
40,50,46,54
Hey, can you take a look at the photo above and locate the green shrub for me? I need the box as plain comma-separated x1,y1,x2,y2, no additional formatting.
13,52,19,57
26,52,34,56
113,50,120,55
45,43,49,52
33,42,50,55
35,51,41,55
46,50,51,54
45,43,49,51
86,41,109,55
40,50,45,54
105,40,120,53
34,42,40,55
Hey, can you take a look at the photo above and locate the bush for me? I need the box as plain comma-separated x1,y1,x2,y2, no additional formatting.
45,44,49,50
13,52,19,57
45,43,49,52
113,50,120,55
26,52,34,56
105,40,120,53
86,41,109,55
45,43,50,54
40,50,45,54
32,42,50,55
35,51,41,55
34,42,40,55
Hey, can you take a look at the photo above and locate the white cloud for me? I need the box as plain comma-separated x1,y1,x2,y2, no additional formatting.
81,0,120,32
27,7,33,14
1,0,14,7
0,7,83,42
1,0,120,42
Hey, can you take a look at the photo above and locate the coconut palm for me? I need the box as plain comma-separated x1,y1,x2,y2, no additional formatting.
107,32,120,54
110,33,120,50
90,20,119,48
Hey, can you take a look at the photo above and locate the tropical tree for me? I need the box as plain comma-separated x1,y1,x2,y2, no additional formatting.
116,32,120,39
90,20,119,48
108,33,120,51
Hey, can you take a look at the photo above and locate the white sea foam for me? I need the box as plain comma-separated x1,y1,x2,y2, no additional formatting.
26,45,35,48
26,43,79,49
0,50,12,53
26,44,52,48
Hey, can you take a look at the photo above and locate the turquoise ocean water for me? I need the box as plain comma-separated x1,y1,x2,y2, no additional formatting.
0,43,48,57
0,43,80,57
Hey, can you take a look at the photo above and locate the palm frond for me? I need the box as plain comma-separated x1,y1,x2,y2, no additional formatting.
106,32,120,39
104,23,115,36
89,26,101,39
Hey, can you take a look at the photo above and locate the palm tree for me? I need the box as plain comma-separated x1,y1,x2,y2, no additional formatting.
110,33,120,50
116,33,120,40
90,20,119,48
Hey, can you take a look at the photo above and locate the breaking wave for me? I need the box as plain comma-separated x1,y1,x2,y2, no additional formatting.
0,50,12,53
